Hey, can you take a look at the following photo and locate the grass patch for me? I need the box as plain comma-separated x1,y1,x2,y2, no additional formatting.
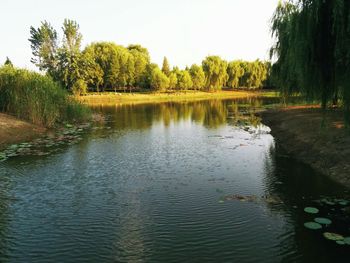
0,66,90,127
78,90,279,105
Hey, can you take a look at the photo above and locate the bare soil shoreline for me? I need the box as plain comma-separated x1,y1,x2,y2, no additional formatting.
0,113,46,150
261,106,350,188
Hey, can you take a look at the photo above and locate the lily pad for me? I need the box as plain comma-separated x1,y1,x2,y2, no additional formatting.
304,207,319,214
304,222,322,230
343,237,350,245
336,240,346,245
323,232,344,241
339,201,349,206
314,217,332,225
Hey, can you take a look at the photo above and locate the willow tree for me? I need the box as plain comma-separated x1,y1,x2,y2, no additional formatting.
189,64,205,90
271,0,350,123
227,61,244,88
202,56,228,91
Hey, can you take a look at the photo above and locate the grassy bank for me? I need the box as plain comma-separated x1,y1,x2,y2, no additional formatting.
0,66,90,127
77,90,279,105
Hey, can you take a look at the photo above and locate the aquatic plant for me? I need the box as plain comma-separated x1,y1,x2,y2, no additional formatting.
304,207,319,214
304,222,322,230
323,232,344,241
314,218,332,225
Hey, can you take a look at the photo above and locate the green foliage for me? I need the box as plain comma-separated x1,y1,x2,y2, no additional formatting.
162,57,171,77
202,56,228,91
4,57,13,67
28,19,271,94
82,42,135,91
0,66,90,127
72,79,88,96
227,61,244,88
189,64,205,90
168,72,178,90
270,0,350,123
29,21,59,80
57,19,84,89
177,70,193,90
150,67,169,91
128,44,150,87
239,60,268,89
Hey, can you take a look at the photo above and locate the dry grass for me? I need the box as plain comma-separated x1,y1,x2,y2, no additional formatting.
77,90,279,105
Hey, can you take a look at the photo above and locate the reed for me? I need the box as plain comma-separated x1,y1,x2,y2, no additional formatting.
0,65,90,127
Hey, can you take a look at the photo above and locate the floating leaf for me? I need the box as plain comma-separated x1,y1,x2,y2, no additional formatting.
304,207,319,214
343,237,350,245
314,217,332,225
304,222,322,230
323,232,344,241
336,240,346,245
218,200,224,203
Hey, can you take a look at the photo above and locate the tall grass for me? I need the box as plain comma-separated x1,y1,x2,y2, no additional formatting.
0,66,90,127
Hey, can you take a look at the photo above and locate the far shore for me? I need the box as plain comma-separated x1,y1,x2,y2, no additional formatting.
77,90,278,105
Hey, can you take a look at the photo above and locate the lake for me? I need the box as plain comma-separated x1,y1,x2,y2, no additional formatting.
0,98,349,262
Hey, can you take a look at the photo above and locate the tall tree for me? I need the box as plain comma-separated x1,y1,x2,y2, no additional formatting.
271,0,350,123
162,57,171,77
57,19,84,89
128,44,150,87
29,21,58,79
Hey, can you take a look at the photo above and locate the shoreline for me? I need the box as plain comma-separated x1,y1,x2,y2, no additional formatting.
0,113,46,151
261,106,350,188
77,90,278,105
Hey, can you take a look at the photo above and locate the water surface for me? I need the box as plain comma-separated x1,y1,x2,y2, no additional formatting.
0,98,349,262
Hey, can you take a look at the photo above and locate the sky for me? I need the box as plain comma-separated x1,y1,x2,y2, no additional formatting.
1,0,279,70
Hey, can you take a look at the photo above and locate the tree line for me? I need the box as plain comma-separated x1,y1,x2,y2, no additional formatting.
270,0,350,123
28,20,271,95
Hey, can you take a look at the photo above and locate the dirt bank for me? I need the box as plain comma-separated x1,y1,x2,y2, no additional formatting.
0,113,46,150
261,106,350,188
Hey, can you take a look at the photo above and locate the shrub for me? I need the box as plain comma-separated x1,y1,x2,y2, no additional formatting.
72,79,88,96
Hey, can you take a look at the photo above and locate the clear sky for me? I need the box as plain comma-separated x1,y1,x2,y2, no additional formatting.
1,0,279,70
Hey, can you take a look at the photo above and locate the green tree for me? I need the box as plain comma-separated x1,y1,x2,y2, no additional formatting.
202,56,228,91
128,44,150,87
57,19,84,90
150,67,169,91
80,50,104,91
29,21,59,79
189,64,205,90
177,70,193,90
168,72,178,91
227,61,244,88
161,56,171,77
270,0,350,123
